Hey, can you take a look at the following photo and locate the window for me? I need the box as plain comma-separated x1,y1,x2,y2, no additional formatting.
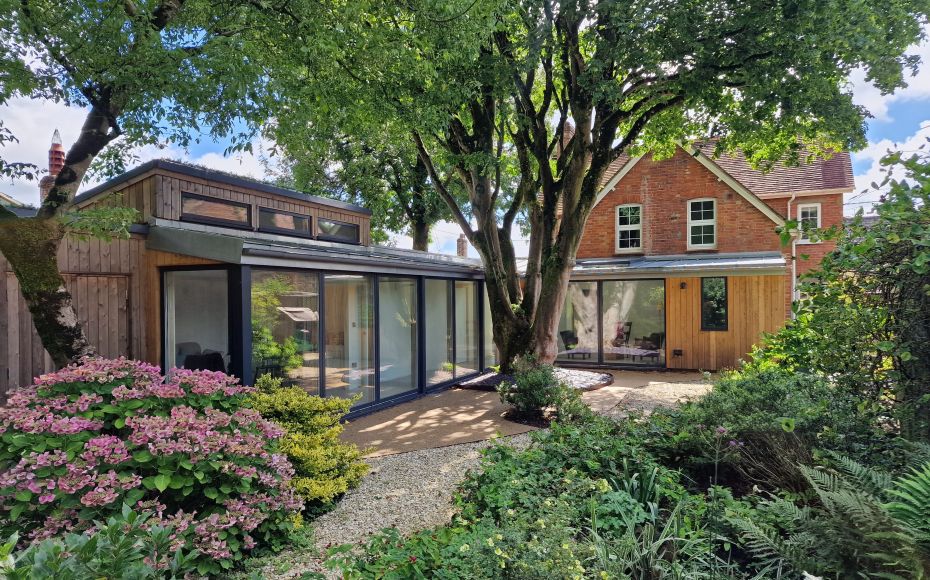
318,218,360,244
258,207,312,237
700,277,728,331
181,192,251,228
687,199,716,249
797,203,821,243
615,204,643,253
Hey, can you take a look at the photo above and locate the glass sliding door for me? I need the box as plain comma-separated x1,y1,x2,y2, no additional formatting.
163,269,230,372
424,279,454,385
601,279,665,366
556,281,598,362
251,270,320,392
323,274,375,405
483,287,497,368
454,281,479,377
378,277,418,399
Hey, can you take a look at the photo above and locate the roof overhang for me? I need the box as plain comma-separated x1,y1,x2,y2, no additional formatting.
568,251,786,279
146,219,485,278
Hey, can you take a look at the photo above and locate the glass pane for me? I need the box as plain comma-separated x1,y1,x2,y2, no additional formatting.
701,277,728,331
618,230,641,248
259,209,312,235
378,277,418,398
556,281,598,362
324,275,374,405
691,224,714,246
164,270,229,373
318,219,360,243
454,281,479,377
483,287,497,368
602,280,665,366
251,270,320,392
424,279,453,385
181,194,250,225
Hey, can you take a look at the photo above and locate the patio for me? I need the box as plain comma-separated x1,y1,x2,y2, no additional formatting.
340,369,710,457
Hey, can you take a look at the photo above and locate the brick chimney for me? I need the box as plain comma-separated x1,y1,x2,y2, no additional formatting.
39,129,65,203
456,233,468,257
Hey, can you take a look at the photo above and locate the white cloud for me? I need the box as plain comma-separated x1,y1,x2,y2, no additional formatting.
849,29,930,122
0,97,274,207
386,221,530,258
848,121,930,215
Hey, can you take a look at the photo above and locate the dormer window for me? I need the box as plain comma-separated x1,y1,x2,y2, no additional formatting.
797,203,821,243
615,204,642,253
687,198,716,250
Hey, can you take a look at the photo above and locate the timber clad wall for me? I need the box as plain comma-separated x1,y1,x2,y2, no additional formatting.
665,274,785,370
78,170,372,245
0,235,146,393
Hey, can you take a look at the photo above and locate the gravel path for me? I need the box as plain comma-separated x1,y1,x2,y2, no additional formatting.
259,432,534,579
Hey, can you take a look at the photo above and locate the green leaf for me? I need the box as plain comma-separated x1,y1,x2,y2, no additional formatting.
14,490,33,502
154,474,171,492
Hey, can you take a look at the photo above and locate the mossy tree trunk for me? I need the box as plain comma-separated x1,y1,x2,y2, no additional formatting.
0,105,120,367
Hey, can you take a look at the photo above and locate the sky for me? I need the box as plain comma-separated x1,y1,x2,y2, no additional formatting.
1,29,928,258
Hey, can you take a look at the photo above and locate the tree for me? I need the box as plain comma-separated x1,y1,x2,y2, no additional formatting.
0,0,272,366
263,0,928,368
278,130,453,251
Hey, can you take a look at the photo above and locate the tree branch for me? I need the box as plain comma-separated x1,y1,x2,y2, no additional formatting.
411,131,473,238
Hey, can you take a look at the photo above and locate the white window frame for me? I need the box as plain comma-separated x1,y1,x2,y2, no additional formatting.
796,202,821,244
687,198,717,250
615,204,643,254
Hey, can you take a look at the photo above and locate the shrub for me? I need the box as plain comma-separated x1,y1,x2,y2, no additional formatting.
496,356,563,417
1,505,198,579
248,375,368,508
0,357,303,576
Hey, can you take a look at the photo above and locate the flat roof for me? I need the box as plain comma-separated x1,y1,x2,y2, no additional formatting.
146,219,484,278
73,159,371,215
568,252,786,278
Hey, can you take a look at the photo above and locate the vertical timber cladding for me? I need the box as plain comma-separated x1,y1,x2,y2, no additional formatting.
0,235,145,395
153,172,372,246
665,274,786,371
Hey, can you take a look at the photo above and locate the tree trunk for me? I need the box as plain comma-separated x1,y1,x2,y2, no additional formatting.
0,218,93,367
411,219,429,251
1,104,118,368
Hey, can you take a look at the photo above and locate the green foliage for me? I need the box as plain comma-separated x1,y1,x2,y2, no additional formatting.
497,356,563,417
1,506,198,580
731,457,930,579
248,375,369,507
251,276,304,371
60,206,140,242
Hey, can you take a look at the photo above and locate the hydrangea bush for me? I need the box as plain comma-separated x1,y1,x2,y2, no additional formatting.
0,357,303,576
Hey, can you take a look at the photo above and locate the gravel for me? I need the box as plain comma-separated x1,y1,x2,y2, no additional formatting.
260,432,534,579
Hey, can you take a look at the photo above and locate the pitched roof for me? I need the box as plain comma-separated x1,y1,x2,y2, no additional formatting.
598,144,854,197
0,192,27,208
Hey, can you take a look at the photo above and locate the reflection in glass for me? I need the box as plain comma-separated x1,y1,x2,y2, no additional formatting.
324,275,375,404
318,219,360,243
181,193,250,226
379,277,418,398
483,287,497,368
258,208,312,236
602,280,665,365
454,281,479,377
556,282,598,362
700,277,728,331
251,270,320,392
164,269,229,372
424,279,453,385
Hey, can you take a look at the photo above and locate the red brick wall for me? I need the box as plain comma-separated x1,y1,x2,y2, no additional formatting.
578,149,782,259
761,194,842,277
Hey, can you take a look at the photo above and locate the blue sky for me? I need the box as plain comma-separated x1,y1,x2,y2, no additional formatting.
2,28,929,256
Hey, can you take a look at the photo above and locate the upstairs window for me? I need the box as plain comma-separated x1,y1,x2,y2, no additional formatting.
797,203,821,243
687,198,716,250
615,204,643,253
318,218,360,244
700,277,728,331
181,192,251,228
258,207,313,237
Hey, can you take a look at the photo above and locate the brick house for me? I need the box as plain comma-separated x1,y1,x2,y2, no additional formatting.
558,144,853,371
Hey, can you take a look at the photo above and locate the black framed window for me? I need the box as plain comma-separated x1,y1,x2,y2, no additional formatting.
700,277,728,331
181,192,251,228
258,207,313,237
318,218,360,244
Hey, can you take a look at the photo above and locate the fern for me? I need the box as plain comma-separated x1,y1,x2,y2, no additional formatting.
887,462,930,547
830,453,893,497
